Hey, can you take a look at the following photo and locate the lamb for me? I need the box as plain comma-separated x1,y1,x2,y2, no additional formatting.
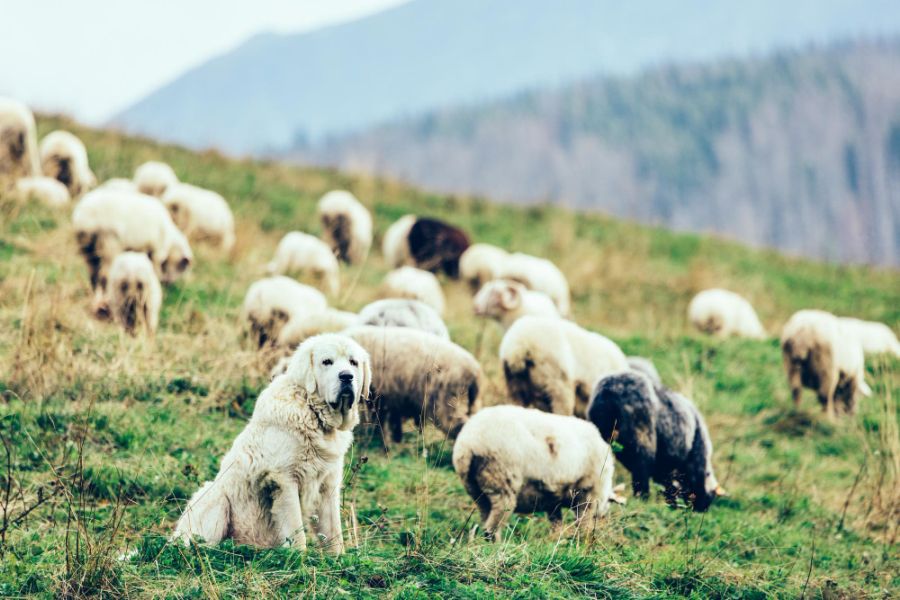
275,309,359,350
105,252,162,336
356,298,449,339
459,243,509,291
72,188,193,295
241,276,328,348
627,356,662,386
267,231,340,296
162,182,235,252
838,317,900,357
343,325,482,443
14,176,70,207
133,161,177,197
381,215,470,277
688,289,766,339
0,97,41,190
499,253,571,316
588,372,725,511
317,190,373,265
781,310,872,418
473,279,560,329
500,316,628,417
452,405,616,541
39,130,96,197
382,266,445,315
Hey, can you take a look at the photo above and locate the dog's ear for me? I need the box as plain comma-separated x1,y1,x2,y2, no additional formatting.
292,341,318,397
359,350,372,406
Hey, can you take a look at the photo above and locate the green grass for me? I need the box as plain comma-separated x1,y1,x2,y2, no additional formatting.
0,115,897,598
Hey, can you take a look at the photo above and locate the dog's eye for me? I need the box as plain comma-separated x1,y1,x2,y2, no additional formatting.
349,359,358,367
322,359,333,366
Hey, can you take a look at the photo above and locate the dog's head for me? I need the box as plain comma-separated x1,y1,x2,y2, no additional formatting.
288,334,371,431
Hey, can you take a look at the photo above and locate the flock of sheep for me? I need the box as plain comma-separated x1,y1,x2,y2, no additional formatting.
2,97,898,550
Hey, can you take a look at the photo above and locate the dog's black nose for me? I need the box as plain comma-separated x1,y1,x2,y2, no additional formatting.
339,371,353,383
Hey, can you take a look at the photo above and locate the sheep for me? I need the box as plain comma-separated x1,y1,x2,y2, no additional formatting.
317,190,372,265
459,243,509,291
39,130,96,197
382,266,445,315
241,276,328,348
688,288,766,339
382,214,416,268
162,182,235,252
452,404,616,541
473,279,560,329
275,309,359,350
356,298,449,339
499,253,571,316
838,317,900,357
500,316,628,417
343,325,482,443
381,215,470,277
627,356,662,386
0,97,40,190
98,178,138,192
267,231,340,296
105,252,162,336
588,371,725,511
72,188,193,296
133,161,177,197
14,176,70,207
781,310,872,418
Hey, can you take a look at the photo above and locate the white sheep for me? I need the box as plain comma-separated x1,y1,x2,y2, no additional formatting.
39,130,96,197
106,252,162,336
452,404,616,541
499,253,571,316
98,178,138,192
133,161,178,197
382,214,416,268
267,231,340,296
241,276,328,348
382,266,445,315
72,188,193,293
275,309,358,350
459,243,509,291
500,316,629,417
838,317,900,357
14,176,70,207
356,298,449,339
473,279,560,329
688,288,766,339
162,182,235,252
318,190,373,265
781,309,872,418
0,97,40,189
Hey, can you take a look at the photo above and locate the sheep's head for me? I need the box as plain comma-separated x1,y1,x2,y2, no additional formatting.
160,231,193,284
473,279,524,321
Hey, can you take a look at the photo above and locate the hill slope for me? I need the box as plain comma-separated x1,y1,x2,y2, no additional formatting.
0,118,897,597
112,0,900,154
299,40,900,266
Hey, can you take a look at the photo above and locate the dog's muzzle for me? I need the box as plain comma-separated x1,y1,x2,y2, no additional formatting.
332,371,355,410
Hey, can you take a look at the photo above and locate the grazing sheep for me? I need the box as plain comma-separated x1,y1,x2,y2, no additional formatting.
688,289,766,339
473,279,560,329
499,253,571,316
0,97,40,189
382,214,416,268
241,276,328,348
500,316,628,417
452,405,616,541
459,243,509,291
162,182,235,252
344,326,481,443
106,252,162,336
267,231,340,296
781,310,872,418
98,178,138,192
356,298,449,339
39,130,96,197
838,317,900,357
72,188,193,295
588,372,724,511
381,215,470,277
318,190,372,265
627,356,662,386
14,176,70,207
133,161,177,197
173,334,371,553
382,266,445,315
275,309,359,350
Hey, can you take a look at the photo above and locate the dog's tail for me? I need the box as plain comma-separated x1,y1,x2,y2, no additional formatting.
171,480,230,546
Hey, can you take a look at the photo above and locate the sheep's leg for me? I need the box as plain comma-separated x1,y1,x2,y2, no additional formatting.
389,412,404,444
817,380,837,420
267,476,306,549
573,492,600,539
482,494,515,543
785,358,803,408
631,461,652,500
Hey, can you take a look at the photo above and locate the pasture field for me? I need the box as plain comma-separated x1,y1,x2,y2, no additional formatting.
0,116,897,598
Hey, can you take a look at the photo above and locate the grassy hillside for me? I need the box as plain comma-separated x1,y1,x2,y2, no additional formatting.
0,116,897,598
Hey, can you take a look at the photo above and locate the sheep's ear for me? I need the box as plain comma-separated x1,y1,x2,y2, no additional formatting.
359,352,372,405
500,285,520,310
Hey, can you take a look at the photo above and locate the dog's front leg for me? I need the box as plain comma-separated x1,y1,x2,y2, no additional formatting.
269,476,306,550
316,470,344,555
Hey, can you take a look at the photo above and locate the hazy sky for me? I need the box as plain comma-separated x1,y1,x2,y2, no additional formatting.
0,0,408,124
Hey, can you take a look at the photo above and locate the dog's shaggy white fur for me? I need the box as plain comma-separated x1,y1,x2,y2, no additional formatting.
688,288,766,339
267,231,341,296
162,182,235,252
318,190,373,265
382,266,445,315
459,243,509,291
173,334,371,552
39,130,96,197
473,279,560,329
133,161,178,197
